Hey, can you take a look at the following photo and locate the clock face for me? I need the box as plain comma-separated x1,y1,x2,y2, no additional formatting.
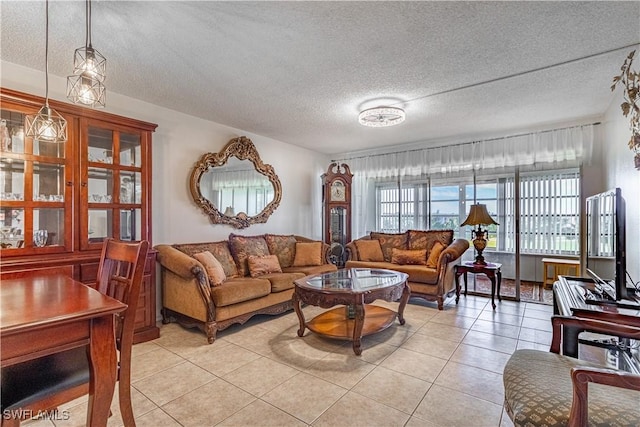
330,180,346,201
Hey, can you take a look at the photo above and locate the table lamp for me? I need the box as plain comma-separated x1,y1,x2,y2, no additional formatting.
461,204,499,265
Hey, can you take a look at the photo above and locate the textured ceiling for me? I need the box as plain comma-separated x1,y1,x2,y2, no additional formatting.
1,1,639,155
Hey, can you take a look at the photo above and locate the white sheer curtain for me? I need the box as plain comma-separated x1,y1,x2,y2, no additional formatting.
335,124,594,238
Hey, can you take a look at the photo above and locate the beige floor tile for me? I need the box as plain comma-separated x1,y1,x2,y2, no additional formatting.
400,332,460,360
161,379,255,426
525,302,554,313
516,340,549,351
267,333,347,369
462,330,518,354
478,310,523,327
129,346,185,382
380,348,447,383
434,361,505,405
430,311,477,329
501,407,516,426
262,372,347,424
413,384,503,426
450,344,511,374
103,384,158,427
404,416,441,427
223,324,284,356
133,361,216,406
521,316,553,332
223,356,300,397
155,324,229,357
363,323,416,347
518,327,552,345
312,391,409,427
453,295,491,309
491,300,526,315
218,399,308,427
522,306,554,321
130,408,182,427
443,305,484,319
188,342,261,376
304,352,376,389
131,341,163,357
471,318,521,339
351,366,431,414
415,321,470,342
21,418,56,427
348,337,399,365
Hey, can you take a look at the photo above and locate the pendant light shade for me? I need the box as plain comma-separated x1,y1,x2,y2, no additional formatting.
66,0,106,108
67,73,106,107
73,45,106,81
25,0,67,144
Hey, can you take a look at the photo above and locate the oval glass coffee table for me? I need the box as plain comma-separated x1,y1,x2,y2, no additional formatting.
293,268,410,355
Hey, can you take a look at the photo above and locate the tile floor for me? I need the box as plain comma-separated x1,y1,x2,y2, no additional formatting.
27,295,556,427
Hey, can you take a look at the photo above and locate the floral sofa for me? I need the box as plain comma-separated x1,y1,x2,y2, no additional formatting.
155,234,337,343
345,230,469,310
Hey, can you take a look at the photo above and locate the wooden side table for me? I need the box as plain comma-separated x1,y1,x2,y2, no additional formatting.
455,262,502,309
542,258,580,289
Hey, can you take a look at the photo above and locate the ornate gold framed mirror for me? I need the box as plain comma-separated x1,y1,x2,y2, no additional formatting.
189,136,282,228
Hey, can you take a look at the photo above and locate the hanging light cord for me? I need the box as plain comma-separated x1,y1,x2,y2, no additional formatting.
86,0,92,48
44,0,50,107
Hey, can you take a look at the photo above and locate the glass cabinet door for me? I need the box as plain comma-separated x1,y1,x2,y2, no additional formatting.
0,107,72,254
80,120,147,249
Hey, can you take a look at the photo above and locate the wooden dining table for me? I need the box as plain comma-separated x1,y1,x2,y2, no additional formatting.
1,275,127,426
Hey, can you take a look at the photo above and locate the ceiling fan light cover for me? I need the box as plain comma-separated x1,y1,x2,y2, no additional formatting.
25,105,68,143
67,73,106,108
358,107,406,127
72,46,106,81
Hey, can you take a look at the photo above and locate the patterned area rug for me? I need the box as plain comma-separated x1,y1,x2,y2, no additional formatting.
466,277,554,304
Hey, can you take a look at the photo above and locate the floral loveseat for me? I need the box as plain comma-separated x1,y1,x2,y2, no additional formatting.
345,230,469,310
155,234,337,343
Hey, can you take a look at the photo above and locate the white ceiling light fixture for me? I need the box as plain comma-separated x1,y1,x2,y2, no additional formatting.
358,106,406,128
25,0,68,144
66,0,106,108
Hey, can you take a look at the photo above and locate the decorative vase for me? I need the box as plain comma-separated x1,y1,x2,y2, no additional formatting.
33,229,48,247
634,152,640,170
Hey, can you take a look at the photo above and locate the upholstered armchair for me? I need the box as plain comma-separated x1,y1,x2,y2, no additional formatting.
503,315,640,427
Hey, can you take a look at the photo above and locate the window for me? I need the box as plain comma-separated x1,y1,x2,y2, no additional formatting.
375,169,579,255
509,171,580,254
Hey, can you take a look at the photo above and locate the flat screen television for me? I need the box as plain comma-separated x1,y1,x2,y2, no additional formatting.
585,188,628,300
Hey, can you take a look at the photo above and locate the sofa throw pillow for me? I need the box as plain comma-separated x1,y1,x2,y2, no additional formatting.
247,254,283,277
193,251,226,286
426,241,446,268
370,232,409,262
265,234,297,268
354,239,384,262
228,234,270,277
407,229,454,251
292,242,323,266
391,248,427,265
173,241,239,278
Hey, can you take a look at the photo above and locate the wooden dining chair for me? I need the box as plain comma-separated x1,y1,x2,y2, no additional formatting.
1,238,149,427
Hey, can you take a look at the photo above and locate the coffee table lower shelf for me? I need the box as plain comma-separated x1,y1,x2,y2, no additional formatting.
306,305,398,340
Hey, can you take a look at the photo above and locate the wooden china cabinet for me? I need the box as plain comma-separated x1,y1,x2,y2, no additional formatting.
0,88,159,343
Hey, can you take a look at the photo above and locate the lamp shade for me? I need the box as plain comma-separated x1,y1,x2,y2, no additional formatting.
461,204,499,226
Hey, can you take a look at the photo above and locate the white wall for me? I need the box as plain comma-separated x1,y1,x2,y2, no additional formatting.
602,92,640,287
1,61,330,247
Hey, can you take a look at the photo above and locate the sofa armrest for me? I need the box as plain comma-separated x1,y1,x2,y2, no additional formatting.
345,241,358,261
155,244,205,279
439,239,470,266
155,244,215,321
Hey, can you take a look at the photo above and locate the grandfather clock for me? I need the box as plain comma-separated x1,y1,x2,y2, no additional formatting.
322,162,353,267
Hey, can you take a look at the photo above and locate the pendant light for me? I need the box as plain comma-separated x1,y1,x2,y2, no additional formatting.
66,0,106,108
25,0,68,143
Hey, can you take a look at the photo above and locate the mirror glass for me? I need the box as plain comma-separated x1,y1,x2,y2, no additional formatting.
190,136,282,228
199,157,275,217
